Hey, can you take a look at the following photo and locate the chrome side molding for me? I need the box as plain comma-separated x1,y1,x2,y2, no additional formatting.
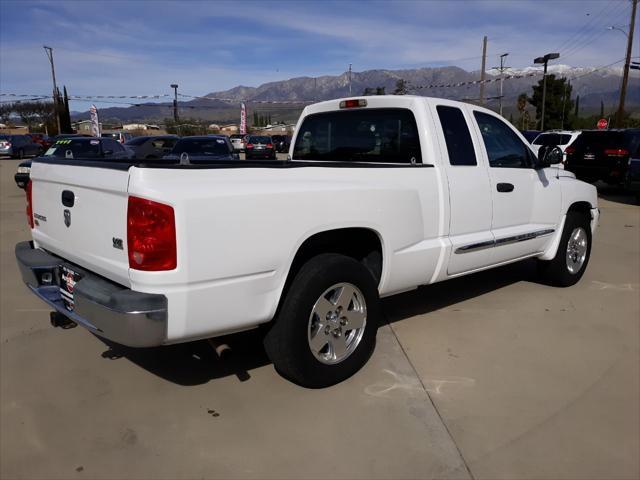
455,228,555,254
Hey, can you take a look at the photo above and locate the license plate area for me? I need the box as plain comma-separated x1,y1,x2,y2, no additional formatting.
60,265,82,311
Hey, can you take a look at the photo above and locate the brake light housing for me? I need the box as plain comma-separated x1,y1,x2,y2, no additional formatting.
127,196,177,271
339,99,367,109
246,143,254,149
564,146,575,155
604,148,628,157
26,181,34,228
266,143,274,149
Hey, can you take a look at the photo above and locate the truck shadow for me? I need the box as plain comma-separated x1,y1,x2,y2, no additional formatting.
96,259,542,386
596,183,639,206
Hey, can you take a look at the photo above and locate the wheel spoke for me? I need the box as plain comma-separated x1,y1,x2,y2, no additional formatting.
309,330,328,353
330,334,348,359
333,285,355,309
344,309,366,330
313,296,334,320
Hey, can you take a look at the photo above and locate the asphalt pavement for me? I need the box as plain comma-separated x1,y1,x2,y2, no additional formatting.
1,158,638,479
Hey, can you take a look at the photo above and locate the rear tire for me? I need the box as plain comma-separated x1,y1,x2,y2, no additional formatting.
538,212,592,287
264,253,381,388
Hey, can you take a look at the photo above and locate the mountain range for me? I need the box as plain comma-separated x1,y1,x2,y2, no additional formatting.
73,65,639,124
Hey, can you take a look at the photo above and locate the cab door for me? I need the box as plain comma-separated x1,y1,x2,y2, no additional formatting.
430,101,494,275
471,110,561,263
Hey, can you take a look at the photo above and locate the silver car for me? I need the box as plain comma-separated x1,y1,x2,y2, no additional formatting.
0,134,42,159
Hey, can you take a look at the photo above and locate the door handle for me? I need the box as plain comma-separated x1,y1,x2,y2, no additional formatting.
496,182,514,193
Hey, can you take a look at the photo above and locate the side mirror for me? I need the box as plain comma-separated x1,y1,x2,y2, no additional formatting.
536,145,563,169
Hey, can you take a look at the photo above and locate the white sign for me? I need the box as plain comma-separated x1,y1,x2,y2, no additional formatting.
89,104,100,137
240,102,246,135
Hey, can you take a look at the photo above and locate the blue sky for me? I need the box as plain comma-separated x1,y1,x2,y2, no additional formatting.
0,0,635,111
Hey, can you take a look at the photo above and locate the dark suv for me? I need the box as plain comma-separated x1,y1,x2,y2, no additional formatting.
565,129,640,184
270,135,291,153
245,135,276,159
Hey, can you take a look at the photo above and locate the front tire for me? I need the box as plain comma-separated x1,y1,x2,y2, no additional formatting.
264,254,381,388
538,212,592,287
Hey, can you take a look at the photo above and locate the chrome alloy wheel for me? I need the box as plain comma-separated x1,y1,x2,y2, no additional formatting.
307,282,367,365
565,227,588,274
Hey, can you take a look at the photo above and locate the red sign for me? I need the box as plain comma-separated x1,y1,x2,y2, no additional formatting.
597,118,608,130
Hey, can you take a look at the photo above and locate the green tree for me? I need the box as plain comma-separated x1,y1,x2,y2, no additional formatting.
516,93,529,130
574,95,580,117
393,79,408,95
600,99,604,118
0,102,14,125
529,75,574,130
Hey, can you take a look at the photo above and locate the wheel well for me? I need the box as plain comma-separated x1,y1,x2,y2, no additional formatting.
567,201,593,218
286,228,383,288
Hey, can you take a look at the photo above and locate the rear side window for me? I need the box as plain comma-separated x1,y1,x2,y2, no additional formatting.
293,108,421,164
436,106,476,166
474,112,531,168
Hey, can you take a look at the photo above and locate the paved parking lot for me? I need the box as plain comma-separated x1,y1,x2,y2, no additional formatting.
1,158,638,479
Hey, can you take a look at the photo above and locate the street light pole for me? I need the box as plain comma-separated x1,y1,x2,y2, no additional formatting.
534,52,560,131
348,64,352,96
43,45,61,134
493,53,509,116
170,84,179,123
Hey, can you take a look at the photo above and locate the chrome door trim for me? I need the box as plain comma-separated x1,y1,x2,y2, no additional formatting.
454,228,555,254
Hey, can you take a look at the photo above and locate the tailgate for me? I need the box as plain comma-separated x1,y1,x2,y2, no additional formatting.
30,161,131,287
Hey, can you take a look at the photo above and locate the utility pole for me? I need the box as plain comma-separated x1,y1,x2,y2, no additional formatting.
348,64,352,96
43,45,61,134
492,53,509,116
479,36,488,105
534,52,560,131
170,84,179,122
615,0,637,128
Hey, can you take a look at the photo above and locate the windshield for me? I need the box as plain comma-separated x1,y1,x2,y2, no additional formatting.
170,138,231,156
125,137,150,146
247,136,271,144
533,134,572,146
45,139,102,158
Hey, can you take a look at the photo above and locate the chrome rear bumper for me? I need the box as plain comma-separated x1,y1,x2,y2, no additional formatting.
15,241,167,347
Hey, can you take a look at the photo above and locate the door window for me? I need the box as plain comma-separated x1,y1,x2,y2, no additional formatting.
474,112,531,168
436,106,477,166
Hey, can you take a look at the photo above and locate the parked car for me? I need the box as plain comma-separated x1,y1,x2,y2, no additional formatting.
162,135,237,163
27,133,53,151
271,134,291,153
125,135,179,159
521,130,542,143
530,130,581,166
624,143,640,203
245,135,276,159
102,131,133,144
229,133,247,152
0,134,42,158
565,129,640,184
16,95,598,388
13,137,135,189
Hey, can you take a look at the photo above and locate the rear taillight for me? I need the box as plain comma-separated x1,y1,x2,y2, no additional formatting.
266,143,274,149
26,181,34,228
127,196,176,271
604,148,629,157
565,146,575,155
246,143,254,149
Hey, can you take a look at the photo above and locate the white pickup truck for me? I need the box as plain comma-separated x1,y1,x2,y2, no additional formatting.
16,96,599,387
